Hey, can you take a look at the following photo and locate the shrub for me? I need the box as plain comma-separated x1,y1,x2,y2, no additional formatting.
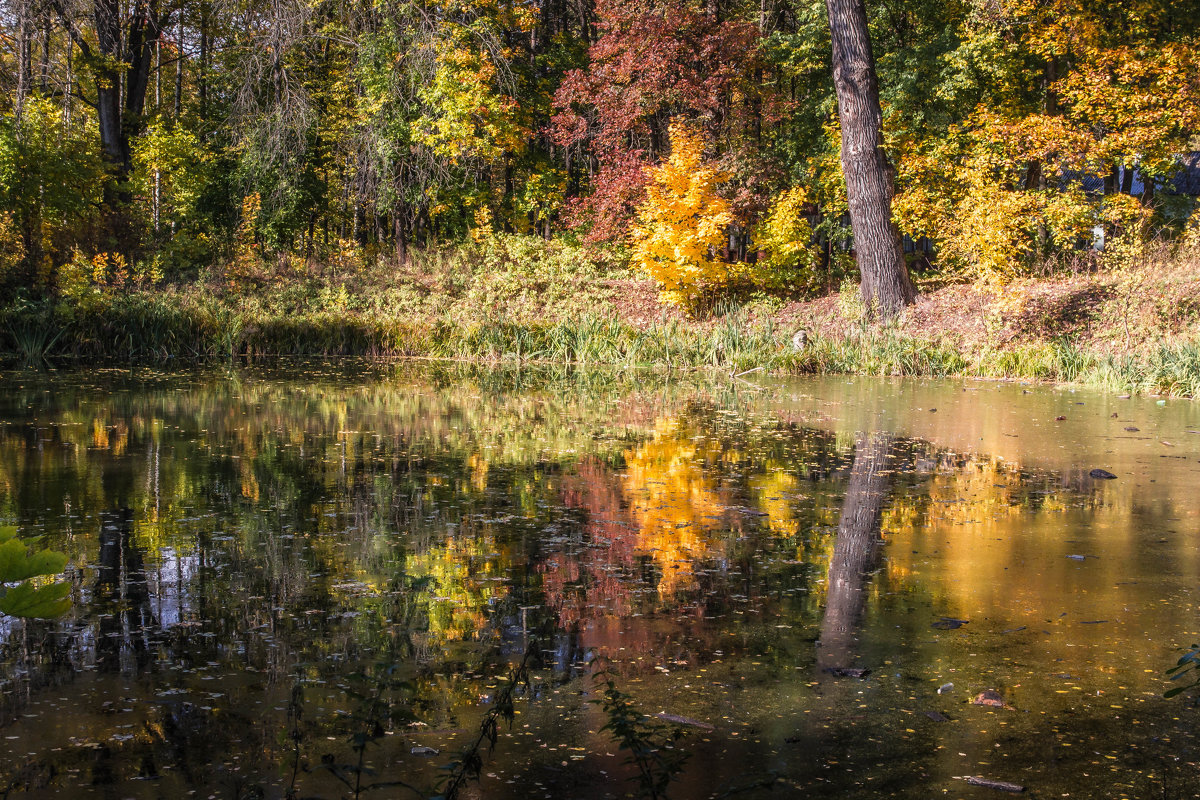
750,186,821,293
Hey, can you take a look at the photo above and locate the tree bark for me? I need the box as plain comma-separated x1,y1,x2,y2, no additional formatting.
174,16,183,117
39,17,51,93
394,212,408,266
15,0,33,122
825,0,915,320
199,1,209,116
54,0,166,249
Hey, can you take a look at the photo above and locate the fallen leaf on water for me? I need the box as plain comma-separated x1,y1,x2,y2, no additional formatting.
932,618,969,630
971,690,1006,708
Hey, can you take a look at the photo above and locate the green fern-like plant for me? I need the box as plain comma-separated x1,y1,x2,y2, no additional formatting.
593,671,690,800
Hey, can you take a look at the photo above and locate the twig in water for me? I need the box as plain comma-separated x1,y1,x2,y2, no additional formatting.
437,639,543,800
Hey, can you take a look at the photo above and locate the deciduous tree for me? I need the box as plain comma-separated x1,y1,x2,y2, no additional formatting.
825,0,916,319
631,122,734,312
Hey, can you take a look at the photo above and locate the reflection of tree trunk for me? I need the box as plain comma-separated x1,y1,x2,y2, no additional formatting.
96,508,153,673
817,432,893,673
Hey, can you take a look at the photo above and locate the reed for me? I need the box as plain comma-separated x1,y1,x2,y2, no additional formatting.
7,287,1200,398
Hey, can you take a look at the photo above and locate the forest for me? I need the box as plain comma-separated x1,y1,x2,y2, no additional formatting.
1,0,1199,363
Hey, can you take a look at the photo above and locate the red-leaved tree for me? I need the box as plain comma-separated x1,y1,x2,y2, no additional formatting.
551,0,780,242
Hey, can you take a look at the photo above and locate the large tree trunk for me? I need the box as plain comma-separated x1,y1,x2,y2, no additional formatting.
61,0,165,250
825,0,915,320
92,0,128,170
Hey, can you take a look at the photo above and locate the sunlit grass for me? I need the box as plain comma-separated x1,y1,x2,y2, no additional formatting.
6,286,1200,397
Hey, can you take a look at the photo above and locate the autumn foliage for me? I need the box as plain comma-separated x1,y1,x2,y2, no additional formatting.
551,0,773,242
631,123,734,311
1,0,1198,303
891,0,1200,285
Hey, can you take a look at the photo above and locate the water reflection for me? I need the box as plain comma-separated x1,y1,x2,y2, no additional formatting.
95,508,153,674
817,432,893,676
0,365,1197,798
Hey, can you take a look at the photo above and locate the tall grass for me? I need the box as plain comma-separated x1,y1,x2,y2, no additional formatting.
1137,342,1200,397
8,320,64,362
5,289,1200,398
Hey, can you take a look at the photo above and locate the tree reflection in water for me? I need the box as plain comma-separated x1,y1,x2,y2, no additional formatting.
817,432,894,676
95,508,154,675
0,369,1191,799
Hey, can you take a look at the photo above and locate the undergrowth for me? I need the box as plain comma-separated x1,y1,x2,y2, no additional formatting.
6,294,1200,397
5,238,1200,397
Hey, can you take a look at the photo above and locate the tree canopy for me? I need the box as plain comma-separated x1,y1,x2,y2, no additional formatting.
1,0,1197,308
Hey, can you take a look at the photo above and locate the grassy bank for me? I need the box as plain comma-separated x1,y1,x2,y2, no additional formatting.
4,236,1200,397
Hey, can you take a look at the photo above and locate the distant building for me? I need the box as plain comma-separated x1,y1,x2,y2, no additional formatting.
1074,152,1200,249
1172,152,1200,197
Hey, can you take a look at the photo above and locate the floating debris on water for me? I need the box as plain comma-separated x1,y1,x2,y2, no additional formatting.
965,776,1025,792
824,667,871,678
932,617,969,630
972,690,1006,707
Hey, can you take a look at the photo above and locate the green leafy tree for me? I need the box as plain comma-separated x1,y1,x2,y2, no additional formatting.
0,98,104,292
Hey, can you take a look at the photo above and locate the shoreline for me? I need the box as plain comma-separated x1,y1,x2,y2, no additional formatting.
4,296,1198,397
5,239,1199,396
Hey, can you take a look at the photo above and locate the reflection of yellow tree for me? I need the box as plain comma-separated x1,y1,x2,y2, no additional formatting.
749,466,846,596
466,453,489,493
881,455,1079,618
749,469,799,538
406,535,508,643
622,418,729,599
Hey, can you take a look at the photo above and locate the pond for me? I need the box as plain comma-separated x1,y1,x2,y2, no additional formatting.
1,363,1199,799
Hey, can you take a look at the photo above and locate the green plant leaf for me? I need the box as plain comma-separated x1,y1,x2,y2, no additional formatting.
0,537,68,583
0,527,71,619
0,580,71,618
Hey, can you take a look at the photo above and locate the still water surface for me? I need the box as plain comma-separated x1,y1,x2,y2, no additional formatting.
1,363,1199,798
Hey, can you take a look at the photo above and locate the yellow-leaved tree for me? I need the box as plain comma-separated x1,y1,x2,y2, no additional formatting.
631,122,734,312
752,186,822,292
